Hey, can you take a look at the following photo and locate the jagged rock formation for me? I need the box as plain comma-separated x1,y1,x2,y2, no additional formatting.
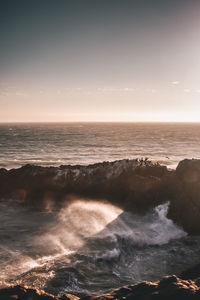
83,275,200,299
0,159,169,213
1,158,200,233
0,284,79,299
1,276,200,299
167,159,200,234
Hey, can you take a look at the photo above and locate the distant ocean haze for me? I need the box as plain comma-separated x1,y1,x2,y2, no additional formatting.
0,122,200,169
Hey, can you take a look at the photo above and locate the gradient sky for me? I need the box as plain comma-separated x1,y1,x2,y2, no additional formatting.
1,0,200,122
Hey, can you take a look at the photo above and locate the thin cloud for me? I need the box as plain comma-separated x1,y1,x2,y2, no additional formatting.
171,81,180,85
97,87,136,93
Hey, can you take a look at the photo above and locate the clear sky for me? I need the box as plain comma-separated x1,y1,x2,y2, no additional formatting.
1,0,200,122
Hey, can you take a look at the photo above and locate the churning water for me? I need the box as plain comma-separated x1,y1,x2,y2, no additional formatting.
0,122,200,169
0,199,200,296
1,122,200,296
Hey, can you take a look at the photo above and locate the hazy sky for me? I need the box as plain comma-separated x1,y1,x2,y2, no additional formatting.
1,0,200,122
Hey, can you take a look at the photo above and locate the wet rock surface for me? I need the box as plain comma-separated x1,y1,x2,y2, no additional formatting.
167,159,200,234
83,275,200,299
0,159,169,213
0,284,79,299
1,275,200,299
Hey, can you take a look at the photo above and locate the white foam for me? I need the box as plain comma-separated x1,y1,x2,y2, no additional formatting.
96,202,187,246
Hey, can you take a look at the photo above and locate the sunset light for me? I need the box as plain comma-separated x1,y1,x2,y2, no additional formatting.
1,0,200,122
1,1,200,299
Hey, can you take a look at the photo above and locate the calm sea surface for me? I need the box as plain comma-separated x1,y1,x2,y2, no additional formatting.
0,122,200,169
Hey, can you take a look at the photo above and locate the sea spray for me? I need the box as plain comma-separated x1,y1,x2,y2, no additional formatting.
0,199,122,284
32,199,123,256
0,199,200,296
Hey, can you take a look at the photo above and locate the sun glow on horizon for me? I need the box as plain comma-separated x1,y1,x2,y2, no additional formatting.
1,1,200,122
1,111,200,123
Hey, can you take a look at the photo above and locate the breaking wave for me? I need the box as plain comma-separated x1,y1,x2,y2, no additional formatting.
1,198,200,296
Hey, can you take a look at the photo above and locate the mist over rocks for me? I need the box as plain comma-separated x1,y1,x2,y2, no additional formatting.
0,158,200,234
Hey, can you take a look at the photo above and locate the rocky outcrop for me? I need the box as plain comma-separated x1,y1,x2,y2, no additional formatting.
83,275,200,299
0,159,169,212
1,276,200,299
0,284,79,299
84,275,200,299
181,263,200,281
167,159,200,234
1,158,200,234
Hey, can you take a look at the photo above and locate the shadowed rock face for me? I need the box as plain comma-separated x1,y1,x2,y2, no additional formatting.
167,159,200,234
1,275,200,299
1,158,200,234
83,275,200,299
0,159,169,213
181,264,200,281
0,284,79,299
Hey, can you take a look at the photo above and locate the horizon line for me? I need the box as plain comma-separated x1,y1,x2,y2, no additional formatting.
0,121,200,124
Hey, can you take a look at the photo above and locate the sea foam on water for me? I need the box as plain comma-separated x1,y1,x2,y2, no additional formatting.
0,198,199,296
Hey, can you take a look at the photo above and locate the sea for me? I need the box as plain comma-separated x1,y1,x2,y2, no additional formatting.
0,122,200,296
0,122,200,169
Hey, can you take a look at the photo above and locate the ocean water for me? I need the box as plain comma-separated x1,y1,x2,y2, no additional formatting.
0,122,200,169
1,199,200,296
1,122,200,296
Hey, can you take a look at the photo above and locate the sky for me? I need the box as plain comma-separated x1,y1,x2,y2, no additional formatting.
0,0,200,122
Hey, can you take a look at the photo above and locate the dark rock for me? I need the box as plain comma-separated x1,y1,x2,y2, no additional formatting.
180,263,200,280
0,285,80,300
0,159,170,213
0,285,57,299
2,158,200,234
167,159,200,234
1,276,200,299
176,159,200,183
82,276,200,299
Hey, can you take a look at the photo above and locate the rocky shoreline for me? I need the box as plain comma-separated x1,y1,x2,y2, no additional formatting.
1,158,200,299
1,274,200,299
1,158,200,233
